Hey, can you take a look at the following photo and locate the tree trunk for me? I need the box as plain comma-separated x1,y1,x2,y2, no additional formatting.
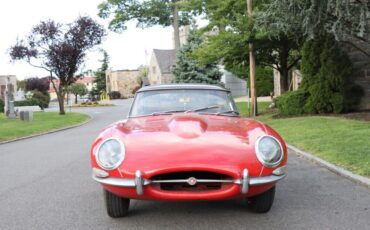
75,93,78,104
247,0,257,117
58,85,65,115
49,73,65,115
172,1,180,51
279,47,289,93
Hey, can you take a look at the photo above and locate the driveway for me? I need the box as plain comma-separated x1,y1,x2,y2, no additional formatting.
0,99,369,230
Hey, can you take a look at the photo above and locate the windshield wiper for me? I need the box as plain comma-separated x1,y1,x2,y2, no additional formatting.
184,105,220,113
150,110,185,116
215,110,240,116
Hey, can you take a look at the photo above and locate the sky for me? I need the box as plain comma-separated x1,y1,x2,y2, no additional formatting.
0,0,175,80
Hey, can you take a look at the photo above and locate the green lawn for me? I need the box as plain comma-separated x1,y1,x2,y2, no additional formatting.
236,102,370,177
0,112,90,142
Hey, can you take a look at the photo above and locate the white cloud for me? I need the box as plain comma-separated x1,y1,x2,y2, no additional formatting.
0,0,173,79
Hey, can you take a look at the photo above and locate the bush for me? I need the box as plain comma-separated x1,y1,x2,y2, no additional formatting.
0,99,4,113
108,91,121,99
31,90,50,110
14,99,38,107
256,67,273,97
276,90,307,115
300,34,360,114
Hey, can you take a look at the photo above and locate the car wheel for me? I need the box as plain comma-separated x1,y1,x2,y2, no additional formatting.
104,189,130,218
248,186,275,213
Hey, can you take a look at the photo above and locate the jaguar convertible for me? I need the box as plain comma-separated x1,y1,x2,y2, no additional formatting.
91,84,287,217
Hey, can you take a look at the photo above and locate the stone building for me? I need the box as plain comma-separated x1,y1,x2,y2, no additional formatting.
106,69,141,98
147,49,176,85
0,75,17,101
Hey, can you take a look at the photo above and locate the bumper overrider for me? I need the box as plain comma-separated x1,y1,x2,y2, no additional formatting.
92,168,286,196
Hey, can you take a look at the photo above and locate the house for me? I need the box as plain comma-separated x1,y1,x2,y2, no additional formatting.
147,49,177,85
106,69,141,98
0,75,17,101
219,66,247,97
48,76,96,101
76,76,96,92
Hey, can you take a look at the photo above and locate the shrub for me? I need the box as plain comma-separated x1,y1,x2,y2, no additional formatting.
276,90,307,115
108,91,121,99
300,34,359,114
0,99,4,113
256,67,273,97
14,99,38,107
31,90,50,110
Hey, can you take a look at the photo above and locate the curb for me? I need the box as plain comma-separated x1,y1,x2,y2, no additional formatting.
288,144,370,189
0,114,93,145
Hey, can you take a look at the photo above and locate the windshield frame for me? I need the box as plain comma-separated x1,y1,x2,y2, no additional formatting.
128,88,239,118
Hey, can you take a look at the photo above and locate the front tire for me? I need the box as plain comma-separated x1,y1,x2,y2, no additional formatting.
104,189,130,218
248,186,275,213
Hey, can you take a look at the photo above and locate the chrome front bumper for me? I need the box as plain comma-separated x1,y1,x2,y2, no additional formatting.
92,168,286,196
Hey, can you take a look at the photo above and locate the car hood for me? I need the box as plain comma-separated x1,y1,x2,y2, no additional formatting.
100,113,276,177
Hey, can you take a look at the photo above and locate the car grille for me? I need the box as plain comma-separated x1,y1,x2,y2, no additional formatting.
150,171,233,191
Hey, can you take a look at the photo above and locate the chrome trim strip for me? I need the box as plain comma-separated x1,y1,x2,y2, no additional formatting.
150,179,235,184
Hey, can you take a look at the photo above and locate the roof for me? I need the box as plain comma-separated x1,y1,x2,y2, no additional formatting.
137,84,228,93
76,76,95,84
153,49,176,74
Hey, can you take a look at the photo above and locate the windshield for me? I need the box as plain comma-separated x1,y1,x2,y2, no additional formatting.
129,89,238,117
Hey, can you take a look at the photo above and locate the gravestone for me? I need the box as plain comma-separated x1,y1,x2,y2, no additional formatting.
19,111,33,121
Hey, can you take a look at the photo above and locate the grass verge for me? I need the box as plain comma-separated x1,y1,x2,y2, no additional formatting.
236,101,370,177
0,112,90,142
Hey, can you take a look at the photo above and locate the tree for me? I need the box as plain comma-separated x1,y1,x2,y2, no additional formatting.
172,29,222,85
9,16,106,115
97,0,194,50
25,77,50,93
92,50,109,98
193,0,301,94
259,0,370,57
68,83,88,104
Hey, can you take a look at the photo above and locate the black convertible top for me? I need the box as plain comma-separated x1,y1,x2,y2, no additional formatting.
137,84,228,93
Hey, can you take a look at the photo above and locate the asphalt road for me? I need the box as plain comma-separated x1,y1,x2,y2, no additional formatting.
0,99,369,230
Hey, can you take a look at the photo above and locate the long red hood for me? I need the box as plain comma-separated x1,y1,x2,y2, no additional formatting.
92,113,286,178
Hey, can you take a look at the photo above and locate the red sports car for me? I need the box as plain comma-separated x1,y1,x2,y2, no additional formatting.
91,84,287,217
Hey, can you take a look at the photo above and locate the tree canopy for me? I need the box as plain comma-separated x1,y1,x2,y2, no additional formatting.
92,50,109,98
9,16,106,114
172,29,222,85
98,0,194,50
192,0,301,93
68,83,89,104
258,0,370,56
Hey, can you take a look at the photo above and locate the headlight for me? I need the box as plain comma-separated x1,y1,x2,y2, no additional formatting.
255,135,283,168
96,138,125,170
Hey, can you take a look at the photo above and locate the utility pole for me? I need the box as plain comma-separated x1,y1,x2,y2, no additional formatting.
247,0,257,117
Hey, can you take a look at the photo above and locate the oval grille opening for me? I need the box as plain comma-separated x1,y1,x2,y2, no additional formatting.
151,171,233,191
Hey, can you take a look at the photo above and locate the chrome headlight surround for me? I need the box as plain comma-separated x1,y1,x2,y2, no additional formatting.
255,135,284,168
96,138,125,170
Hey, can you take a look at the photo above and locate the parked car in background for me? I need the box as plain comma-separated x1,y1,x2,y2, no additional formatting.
91,84,287,217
